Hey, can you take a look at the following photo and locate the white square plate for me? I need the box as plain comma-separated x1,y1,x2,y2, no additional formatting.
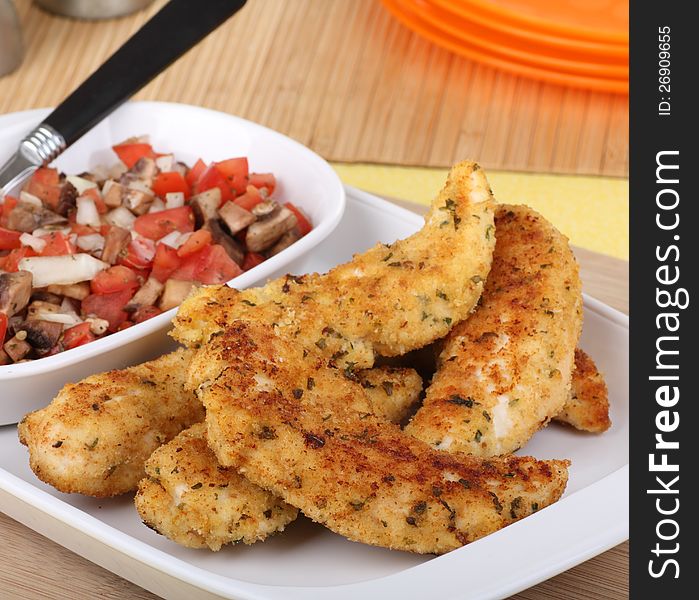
0,187,629,600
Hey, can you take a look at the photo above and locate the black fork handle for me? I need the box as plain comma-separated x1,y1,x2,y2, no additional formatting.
43,0,247,148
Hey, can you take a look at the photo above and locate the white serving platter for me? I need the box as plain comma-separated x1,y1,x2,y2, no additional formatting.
0,187,629,600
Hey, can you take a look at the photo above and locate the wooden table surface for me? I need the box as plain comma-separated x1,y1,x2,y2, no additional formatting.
1,0,628,177
1,0,628,597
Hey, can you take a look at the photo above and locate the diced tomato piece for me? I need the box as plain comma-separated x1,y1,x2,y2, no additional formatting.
195,165,233,204
151,243,181,283
1,196,18,228
186,158,206,188
116,321,134,332
0,227,21,250
25,168,61,209
177,229,211,257
70,222,99,236
0,312,8,343
152,172,191,199
233,186,263,212
169,252,199,282
119,237,156,270
193,244,243,284
39,232,77,256
3,247,36,272
112,143,156,169
284,202,312,236
91,265,140,295
62,322,95,350
81,187,107,214
132,305,162,324
215,157,249,196
134,206,194,240
242,252,265,271
82,288,134,332
248,173,276,195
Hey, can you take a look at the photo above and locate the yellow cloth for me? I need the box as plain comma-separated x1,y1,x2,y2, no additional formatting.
332,163,629,260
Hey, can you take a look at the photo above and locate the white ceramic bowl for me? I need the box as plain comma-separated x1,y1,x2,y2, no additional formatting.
0,102,345,424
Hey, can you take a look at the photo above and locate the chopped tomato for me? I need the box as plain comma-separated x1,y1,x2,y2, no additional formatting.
70,222,99,236
112,143,156,169
284,202,312,236
215,157,249,196
119,237,156,269
177,229,211,257
0,227,21,250
152,172,191,199
25,168,61,209
134,206,194,240
62,322,95,350
186,158,206,188
82,288,134,332
91,265,140,295
193,244,243,284
1,196,18,228
132,305,162,324
249,173,276,195
0,312,8,343
233,186,263,212
39,232,76,256
151,243,181,283
2,247,36,272
195,165,233,204
242,252,265,271
116,321,134,332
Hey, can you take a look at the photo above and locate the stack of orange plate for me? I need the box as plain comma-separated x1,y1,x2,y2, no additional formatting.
380,0,628,93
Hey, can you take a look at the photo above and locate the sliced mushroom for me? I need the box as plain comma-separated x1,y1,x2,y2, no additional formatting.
27,300,61,319
55,182,78,217
125,276,164,311
102,180,124,208
6,202,41,233
251,200,279,219
245,207,298,253
123,188,154,215
158,279,198,312
29,291,63,305
130,156,157,181
46,282,91,301
0,271,33,317
204,219,244,266
191,189,221,227
4,335,32,362
101,226,131,265
23,319,63,354
218,201,256,235
267,229,302,257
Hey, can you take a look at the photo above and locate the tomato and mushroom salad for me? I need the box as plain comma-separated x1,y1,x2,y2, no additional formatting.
0,137,312,364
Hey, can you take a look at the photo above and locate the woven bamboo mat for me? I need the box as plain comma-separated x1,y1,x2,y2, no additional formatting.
1,0,628,177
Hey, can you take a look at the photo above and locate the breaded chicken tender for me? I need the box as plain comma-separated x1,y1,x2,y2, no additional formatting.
172,161,496,367
555,349,610,432
405,205,583,456
18,349,202,497
135,368,422,550
136,424,298,550
187,320,569,555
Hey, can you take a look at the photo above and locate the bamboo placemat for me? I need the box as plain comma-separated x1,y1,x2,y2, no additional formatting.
1,0,628,177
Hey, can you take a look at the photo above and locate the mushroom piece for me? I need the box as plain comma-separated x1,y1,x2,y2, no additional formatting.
6,202,41,233
158,279,198,312
130,156,157,181
123,188,155,215
267,229,302,257
102,180,125,208
55,182,78,217
204,219,244,266
125,276,164,311
23,319,63,355
3,335,32,362
101,226,131,265
251,200,279,219
0,271,33,317
218,201,256,235
0,349,11,366
190,189,221,227
46,282,91,301
245,207,298,253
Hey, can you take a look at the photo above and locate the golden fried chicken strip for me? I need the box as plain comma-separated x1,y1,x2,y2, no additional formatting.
555,349,610,432
405,205,583,456
18,349,203,497
135,368,422,550
136,424,299,550
188,321,569,555
172,160,496,367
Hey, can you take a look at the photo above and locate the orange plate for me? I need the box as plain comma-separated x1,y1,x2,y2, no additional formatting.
405,0,628,78
440,0,628,44
381,0,628,93
429,0,628,59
